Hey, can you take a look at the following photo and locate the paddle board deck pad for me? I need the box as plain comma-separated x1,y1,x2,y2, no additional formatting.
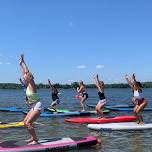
65,116,137,124
0,122,24,129
0,136,97,152
0,107,23,112
45,108,110,113
87,122,152,131
45,108,71,113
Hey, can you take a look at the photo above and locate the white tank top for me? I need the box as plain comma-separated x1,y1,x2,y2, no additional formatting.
134,90,144,99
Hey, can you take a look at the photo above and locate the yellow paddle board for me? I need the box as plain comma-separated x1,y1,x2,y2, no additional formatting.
0,121,24,129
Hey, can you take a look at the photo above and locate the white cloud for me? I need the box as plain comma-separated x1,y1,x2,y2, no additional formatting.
0,62,2,65
112,80,118,83
68,79,74,82
96,64,104,69
142,79,148,82
77,65,87,69
67,79,75,84
6,62,11,65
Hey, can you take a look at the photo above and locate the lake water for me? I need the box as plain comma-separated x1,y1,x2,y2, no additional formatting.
0,88,152,152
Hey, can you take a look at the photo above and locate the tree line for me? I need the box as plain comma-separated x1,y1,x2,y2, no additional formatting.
0,82,152,89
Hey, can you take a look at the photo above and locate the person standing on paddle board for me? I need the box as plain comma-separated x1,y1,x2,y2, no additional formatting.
77,80,88,111
93,74,106,118
48,79,60,111
125,74,147,124
19,54,43,145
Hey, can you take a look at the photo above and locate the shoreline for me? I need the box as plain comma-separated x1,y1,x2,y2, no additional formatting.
0,82,152,89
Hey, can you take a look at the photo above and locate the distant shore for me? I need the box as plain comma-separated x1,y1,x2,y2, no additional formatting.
0,82,152,89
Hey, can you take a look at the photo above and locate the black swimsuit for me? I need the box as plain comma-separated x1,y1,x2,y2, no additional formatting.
98,92,106,100
52,89,59,101
82,92,88,99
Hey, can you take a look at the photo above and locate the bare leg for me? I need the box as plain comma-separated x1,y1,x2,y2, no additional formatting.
51,101,57,112
138,115,144,125
136,101,147,113
134,100,147,124
51,101,56,107
24,109,40,145
80,97,87,111
24,109,33,122
136,101,147,125
134,105,140,123
96,102,105,118
24,109,33,142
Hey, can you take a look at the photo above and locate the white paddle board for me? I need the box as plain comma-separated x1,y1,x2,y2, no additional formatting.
87,122,152,131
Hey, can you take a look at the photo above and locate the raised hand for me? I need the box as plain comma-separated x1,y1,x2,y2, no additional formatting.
125,74,128,80
132,73,136,79
96,74,99,79
48,79,50,82
19,54,24,65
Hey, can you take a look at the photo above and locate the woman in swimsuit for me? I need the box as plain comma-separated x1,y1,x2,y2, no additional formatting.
48,79,60,111
77,80,88,111
125,74,147,124
19,54,43,145
93,74,106,118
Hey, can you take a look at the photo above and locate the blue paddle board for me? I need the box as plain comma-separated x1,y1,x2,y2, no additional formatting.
0,107,23,112
22,111,95,117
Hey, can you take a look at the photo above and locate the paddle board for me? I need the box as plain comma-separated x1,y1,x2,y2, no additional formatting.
74,95,81,99
65,116,137,124
46,108,110,114
88,122,152,131
105,107,152,111
87,104,134,109
0,122,24,129
0,107,23,112
22,111,94,117
0,136,97,152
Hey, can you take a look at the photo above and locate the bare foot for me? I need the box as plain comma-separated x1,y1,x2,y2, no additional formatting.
138,121,144,125
25,138,33,143
98,117,104,119
97,139,102,144
27,140,39,145
81,109,85,112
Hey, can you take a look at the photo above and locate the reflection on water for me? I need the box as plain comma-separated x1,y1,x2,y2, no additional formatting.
0,88,152,152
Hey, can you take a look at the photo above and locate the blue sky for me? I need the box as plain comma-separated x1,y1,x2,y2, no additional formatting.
0,0,152,84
